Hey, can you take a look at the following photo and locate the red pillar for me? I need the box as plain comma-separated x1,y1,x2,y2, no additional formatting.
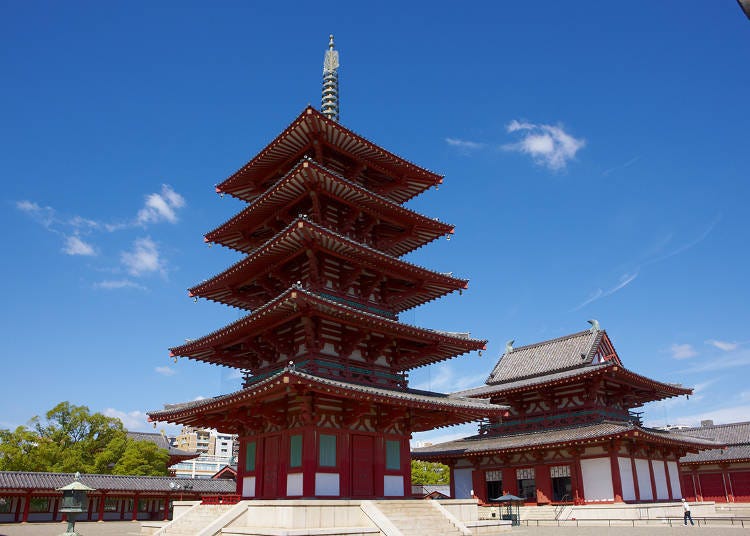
373,434,385,498
629,454,641,501
21,492,31,523
648,458,658,502
502,467,516,496
302,428,316,497
471,463,485,503
609,441,623,502
132,493,139,521
14,495,22,523
52,497,60,522
163,497,170,521
722,465,733,503
534,462,552,505
98,492,106,521
663,459,673,500
339,431,351,498
571,450,585,504
401,437,411,497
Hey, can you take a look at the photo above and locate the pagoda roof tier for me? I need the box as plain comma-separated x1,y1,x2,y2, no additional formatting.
206,158,453,257
171,287,486,372
148,367,508,434
216,107,443,204
191,217,468,314
411,420,719,460
455,361,692,405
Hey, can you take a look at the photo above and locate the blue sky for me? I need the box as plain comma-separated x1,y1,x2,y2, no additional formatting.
1,2,748,445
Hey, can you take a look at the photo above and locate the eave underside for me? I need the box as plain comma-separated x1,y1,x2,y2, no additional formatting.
217,107,442,204
148,369,506,434
192,218,467,313
208,159,452,257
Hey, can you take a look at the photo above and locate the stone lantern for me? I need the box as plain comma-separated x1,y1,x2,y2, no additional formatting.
56,472,95,536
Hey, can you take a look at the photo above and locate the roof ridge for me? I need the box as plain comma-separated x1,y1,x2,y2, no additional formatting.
505,329,598,355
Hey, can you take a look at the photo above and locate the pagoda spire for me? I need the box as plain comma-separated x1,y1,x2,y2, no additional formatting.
321,34,340,122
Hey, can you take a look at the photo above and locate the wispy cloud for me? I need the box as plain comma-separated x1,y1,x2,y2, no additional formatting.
683,348,750,374
93,279,146,291
670,343,698,360
706,339,739,352
445,137,486,151
62,235,96,256
136,185,186,225
121,237,164,276
410,364,487,393
155,366,176,376
572,271,638,311
503,120,585,171
103,408,150,431
572,214,720,311
602,155,641,177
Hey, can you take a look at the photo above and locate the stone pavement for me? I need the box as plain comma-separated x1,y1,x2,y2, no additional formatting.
0,521,142,536
0,522,748,536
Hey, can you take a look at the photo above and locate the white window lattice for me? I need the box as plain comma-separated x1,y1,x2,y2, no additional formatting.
550,465,571,478
485,470,502,482
516,468,535,480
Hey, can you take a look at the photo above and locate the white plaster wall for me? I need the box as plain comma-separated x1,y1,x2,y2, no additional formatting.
315,473,340,496
383,475,404,496
287,473,303,496
651,460,669,500
242,476,256,497
635,459,653,500
581,457,614,501
618,457,636,501
453,468,473,499
667,461,682,499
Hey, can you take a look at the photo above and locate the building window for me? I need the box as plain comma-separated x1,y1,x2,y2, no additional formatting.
385,440,401,470
246,441,256,472
486,470,502,501
550,465,572,502
290,434,303,468
104,498,119,512
0,497,11,513
29,497,50,513
319,434,336,467
138,499,149,512
516,467,536,501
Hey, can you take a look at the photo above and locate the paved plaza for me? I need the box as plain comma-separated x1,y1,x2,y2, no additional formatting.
1,522,750,536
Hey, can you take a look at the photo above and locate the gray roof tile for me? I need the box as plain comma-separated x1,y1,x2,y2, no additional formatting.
486,329,603,385
0,472,235,493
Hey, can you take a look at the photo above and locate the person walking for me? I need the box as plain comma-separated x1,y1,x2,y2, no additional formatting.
682,498,694,526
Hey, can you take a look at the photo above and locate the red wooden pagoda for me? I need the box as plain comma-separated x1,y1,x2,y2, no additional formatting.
413,325,717,505
149,38,505,498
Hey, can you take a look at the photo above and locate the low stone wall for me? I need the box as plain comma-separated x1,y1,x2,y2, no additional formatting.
230,500,373,531
567,501,716,520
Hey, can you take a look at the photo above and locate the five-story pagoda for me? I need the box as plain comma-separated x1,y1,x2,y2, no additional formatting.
149,36,506,499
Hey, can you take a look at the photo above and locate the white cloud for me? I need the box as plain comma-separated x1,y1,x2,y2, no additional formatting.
665,404,750,428
670,343,698,360
445,137,486,151
62,235,96,256
155,366,176,376
103,408,150,432
572,271,638,311
410,364,487,393
93,279,146,290
137,185,186,225
17,200,56,227
683,349,750,374
707,339,738,352
121,237,164,276
503,120,585,171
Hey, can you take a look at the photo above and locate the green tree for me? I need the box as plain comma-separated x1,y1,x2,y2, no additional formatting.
0,402,167,476
411,460,450,485
113,440,169,476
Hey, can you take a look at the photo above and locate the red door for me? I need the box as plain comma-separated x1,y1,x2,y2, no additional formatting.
263,436,280,498
680,473,696,501
731,472,750,502
351,435,374,497
699,473,726,502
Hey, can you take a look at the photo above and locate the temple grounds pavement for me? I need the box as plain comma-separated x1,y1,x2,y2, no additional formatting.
1,522,750,536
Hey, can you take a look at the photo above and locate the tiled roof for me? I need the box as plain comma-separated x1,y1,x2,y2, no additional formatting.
0,472,235,493
486,329,603,384
671,421,750,445
456,363,613,397
672,421,750,464
149,368,508,432
411,421,719,459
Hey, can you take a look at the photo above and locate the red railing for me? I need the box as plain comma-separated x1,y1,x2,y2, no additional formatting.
201,494,241,505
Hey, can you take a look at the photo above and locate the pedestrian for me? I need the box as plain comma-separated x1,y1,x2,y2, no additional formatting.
682,498,694,526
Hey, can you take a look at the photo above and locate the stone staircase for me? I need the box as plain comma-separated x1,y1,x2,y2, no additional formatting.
368,500,469,536
519,504,558,523
157,503,236,536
